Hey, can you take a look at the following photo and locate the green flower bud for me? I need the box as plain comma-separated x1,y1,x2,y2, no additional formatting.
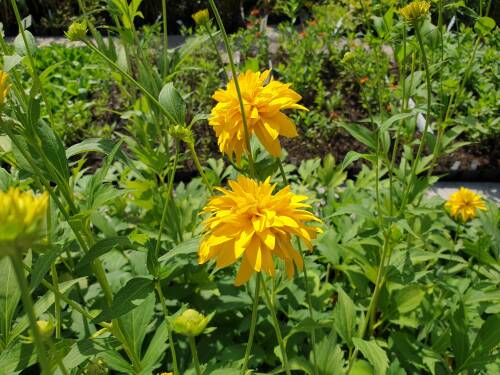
84,358,108,375
169,125,194,145
173,309,213,337
65,21,87,41
36,320,54,340
192,9,210,26
342,51,356,64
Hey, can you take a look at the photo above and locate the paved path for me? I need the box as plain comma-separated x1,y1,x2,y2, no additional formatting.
430,182,500,203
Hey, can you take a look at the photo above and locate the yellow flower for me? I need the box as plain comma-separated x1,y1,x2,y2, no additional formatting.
65,21,87,41
209,70,307,161
399,1,431,22
172,309,213,337
445,187,487,222
199,176,322,285
0,70,11,106
159,373,173,375
36,320,55,339
192,9,210,26
0,187,49,256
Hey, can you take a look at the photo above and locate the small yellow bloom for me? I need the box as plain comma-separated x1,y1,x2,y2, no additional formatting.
199,176,322,285
209,70,307,161
172,309,212,337
65,21,87,41
0,70,11,106
36,320,55,339
445,187,487,222
399,1,431,22
192,9,210,26
159,373,173,375
0,187,48,256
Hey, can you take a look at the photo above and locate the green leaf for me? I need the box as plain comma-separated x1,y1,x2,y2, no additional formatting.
66,138,128,162
341,151,376,171
0,343,36,375
474,17,496,37
0,257,21,345
76,236,132,271
339,123,376,150
59,337,120,371
159,82,186,126
94,277,154,323
119,292,155,360
1,55,23,72
14,31,36,56
35,120,70,182
140,321,169,371
461,314,500,371
450,303,469,368
10,278,83,341
30,245,66,291
352,338,389,375
379,110,423,133
158,237,200,264
332,286,356,345
394,285,425,314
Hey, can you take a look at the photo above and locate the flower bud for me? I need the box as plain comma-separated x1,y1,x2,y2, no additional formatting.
36,320,54,339
341,51,356,64
169,125,194,145
0,70,11,107
65,21,88,41
172,309,212,337
399,1,431,23
0,188,49,258
84,358,107,375
192,9,210,26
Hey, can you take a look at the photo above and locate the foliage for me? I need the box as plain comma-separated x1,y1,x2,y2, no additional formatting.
0,0,499,374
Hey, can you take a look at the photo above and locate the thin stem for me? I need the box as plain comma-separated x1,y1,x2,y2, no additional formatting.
389,24,408,216
154,141,180,262
10,0,55,124
241,275,261,375
189,336,202,375
276,158,318,375
189,143,214,193
399,22,433,214
155,282,180,374
202,24,229,81
260,274,291,375
347,235,390,371
161,0,169,76
207,0,255,176
11,254,52,374
50,264,61,339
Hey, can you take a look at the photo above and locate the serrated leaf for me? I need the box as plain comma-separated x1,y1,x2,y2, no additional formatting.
352,338,389,375
94,277,154,323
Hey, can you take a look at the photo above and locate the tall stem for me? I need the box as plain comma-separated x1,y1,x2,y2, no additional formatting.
155,282,180,374
399,22,432,214
161,0,169,76
260,274,291,375
207,0,255,176
11,254,52,375
189,143,214,193
276,159,318,374
189,336,202,375
240,275,261,375
203,24,229,81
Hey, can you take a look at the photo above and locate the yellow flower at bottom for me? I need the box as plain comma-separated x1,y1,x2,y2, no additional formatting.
445,187,487,222
0,187,48,256
399,1,431,22
192,9,210,26
159,372,173,375
0,70,11,106
209,70,307,161
199,176,322,285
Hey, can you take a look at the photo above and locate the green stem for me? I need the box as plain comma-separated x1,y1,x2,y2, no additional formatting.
207,0,255,177
50,263,61,339
347,235,390,371
154,142,180,262
240,275,261,375
276,159,318,375
189,336,202,375
189,143,213,193
155,282,180,375
399,22,433,214
202,24,229,81
161,0,169,76
11,254,52,375
10,0,55,124
260,274,291,375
